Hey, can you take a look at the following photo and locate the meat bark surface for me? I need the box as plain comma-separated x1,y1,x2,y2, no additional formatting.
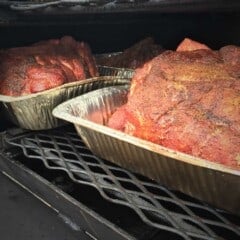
96,37,164,69
0,36,99,96
108,38,240,169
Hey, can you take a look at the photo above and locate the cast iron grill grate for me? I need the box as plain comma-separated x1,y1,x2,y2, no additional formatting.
6,127,240,240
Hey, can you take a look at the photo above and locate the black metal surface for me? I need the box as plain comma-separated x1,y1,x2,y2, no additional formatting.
3,126,240,240
1,0,240,14
0,171,93,240
0,141,160,240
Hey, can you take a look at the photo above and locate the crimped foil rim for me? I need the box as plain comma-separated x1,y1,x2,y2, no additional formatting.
98,64,134,73
0,76,124,102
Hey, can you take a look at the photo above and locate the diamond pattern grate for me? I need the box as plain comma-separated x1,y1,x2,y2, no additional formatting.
6,127,240,240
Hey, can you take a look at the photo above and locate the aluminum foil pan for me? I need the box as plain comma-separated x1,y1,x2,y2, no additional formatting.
96,53,134,79
98,65,134,79
0,77,130,130
53,86,240,215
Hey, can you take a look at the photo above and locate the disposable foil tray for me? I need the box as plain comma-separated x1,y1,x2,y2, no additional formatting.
96,52,135,78
0,77,130,130
97,65,134,78
53,85,240,215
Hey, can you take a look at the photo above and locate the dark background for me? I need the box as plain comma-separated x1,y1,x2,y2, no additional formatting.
0,12,240,52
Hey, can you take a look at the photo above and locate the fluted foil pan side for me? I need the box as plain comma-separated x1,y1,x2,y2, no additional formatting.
98,65,134,78
96,53,135,78
0,77,130,130
53,86,240,215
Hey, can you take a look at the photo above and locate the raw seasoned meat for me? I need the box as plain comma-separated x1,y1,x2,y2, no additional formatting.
0,36,99,96
96,37,164,69
108,38,240,169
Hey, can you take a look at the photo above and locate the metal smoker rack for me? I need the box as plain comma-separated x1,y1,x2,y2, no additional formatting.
0,126,239,240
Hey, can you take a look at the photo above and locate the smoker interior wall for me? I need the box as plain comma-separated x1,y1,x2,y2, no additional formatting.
0,11,240,130
0,12,240,51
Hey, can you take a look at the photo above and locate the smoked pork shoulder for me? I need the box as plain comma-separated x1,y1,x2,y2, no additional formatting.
0,36,99,96
108,38,240,169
